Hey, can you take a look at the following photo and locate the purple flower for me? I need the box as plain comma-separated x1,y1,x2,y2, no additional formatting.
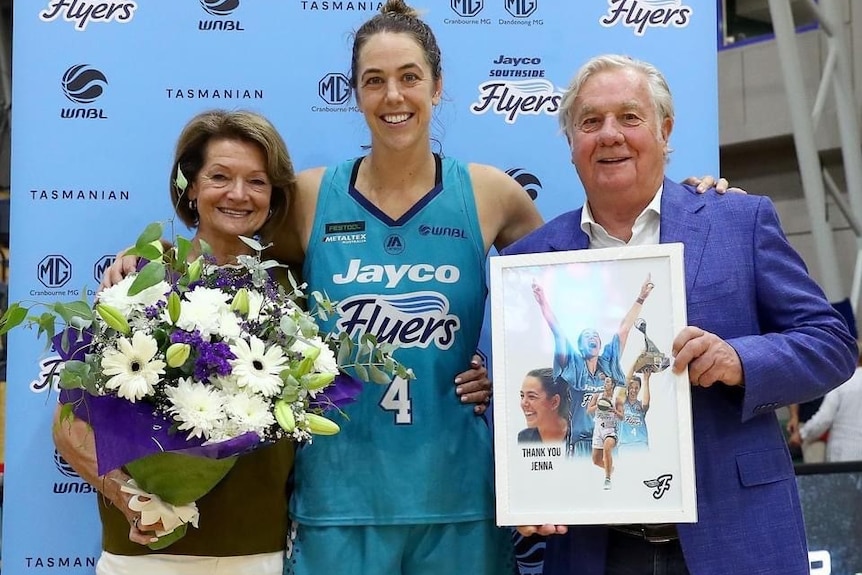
193,340,236,382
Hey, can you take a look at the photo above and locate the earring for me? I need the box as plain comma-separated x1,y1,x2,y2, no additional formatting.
188,199,197,213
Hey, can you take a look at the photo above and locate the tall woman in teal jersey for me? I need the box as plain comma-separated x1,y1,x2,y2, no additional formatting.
270,2,544,573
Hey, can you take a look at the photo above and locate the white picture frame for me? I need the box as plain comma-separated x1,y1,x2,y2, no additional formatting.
490,243,697,526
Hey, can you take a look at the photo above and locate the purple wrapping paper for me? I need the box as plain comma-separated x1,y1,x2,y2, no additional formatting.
52,330,258,475
310,372,363,411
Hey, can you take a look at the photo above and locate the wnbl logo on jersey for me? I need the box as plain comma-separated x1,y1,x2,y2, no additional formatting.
419,224,467,239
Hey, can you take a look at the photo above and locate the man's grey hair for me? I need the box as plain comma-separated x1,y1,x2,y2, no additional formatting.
558,54,674,143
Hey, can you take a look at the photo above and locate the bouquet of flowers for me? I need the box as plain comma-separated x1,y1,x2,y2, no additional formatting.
1,220,412,548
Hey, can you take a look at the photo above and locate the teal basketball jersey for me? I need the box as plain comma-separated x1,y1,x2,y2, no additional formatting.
291,155,494,525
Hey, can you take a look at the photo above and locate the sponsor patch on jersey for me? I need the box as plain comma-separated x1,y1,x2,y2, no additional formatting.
323,221,367,245
325,220,365,234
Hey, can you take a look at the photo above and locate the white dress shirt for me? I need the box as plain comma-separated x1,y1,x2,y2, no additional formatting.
580,186,663,248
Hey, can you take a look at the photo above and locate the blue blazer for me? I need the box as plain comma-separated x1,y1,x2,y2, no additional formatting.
502,179,857,575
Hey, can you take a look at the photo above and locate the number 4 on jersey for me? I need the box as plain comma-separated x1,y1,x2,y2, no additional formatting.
380,376,412,424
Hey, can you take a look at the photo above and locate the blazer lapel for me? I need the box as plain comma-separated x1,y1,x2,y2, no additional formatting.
659,178,708,293
548,208,590,251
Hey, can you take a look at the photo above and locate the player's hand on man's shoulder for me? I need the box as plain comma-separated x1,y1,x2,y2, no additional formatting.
682,175,747,195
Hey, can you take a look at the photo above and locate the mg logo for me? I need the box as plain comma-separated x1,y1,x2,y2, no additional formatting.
38,255,72,288
319,73,352,106
94,254,115,283
505,0,537,18
451,0,483,17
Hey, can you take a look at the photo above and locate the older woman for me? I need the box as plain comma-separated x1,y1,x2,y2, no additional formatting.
53,110,295,575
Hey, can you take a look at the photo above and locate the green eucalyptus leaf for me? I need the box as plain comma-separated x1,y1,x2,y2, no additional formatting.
52,300,94,324
238,235,265,252
136,222,164,247
128,261,166,296
368,364,391,385
58,402,76,425
176,237,193,268
36,312,57,341
175,165,189,192
0,303,29,335
58,360,91,389
124,244,164,263
198,238,212,256
336,339,352,367
354,363,369,382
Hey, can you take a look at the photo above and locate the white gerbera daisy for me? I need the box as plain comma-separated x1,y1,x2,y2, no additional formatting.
224,392,276,436
230,336,288,397
101,331,166,402
173,287,232,338
164,377,227,440
98,275,171,317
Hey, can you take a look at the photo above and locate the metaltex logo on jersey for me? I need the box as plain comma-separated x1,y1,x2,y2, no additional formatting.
39,0,138,31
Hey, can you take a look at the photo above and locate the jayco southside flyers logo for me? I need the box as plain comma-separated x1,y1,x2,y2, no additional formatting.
470,55,561,124
39,0,137,31
198,0,245,31
600,0,693,36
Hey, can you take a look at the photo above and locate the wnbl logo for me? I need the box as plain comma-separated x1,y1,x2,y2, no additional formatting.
505,0,537,18
319,73,352,106
505,168,542,200
200,0,238,16
62,64,106,104
54,450,95,494
60,64,108,119
199,0,244,31
451,0,483,17
38,254,72,288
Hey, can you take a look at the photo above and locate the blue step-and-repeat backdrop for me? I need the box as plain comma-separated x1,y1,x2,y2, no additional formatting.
4,1,716,572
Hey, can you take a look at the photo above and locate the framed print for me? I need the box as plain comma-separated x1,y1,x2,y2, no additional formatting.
490,243,696,526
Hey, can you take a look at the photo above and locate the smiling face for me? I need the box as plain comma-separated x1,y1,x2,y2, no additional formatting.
569,67,672,207
520,375,561,429
355,32,442,153
577,329,602,359
627,377,641,401
188,138,272,254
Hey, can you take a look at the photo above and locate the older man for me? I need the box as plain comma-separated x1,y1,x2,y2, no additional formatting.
503,54,857,575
